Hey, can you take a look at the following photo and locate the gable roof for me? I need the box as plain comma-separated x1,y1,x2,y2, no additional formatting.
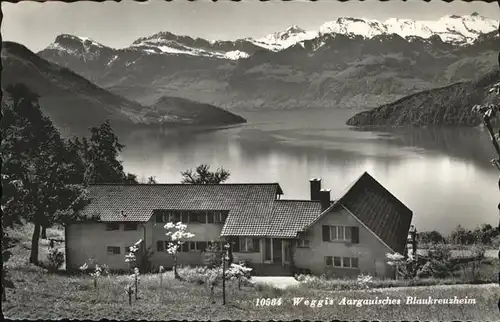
306,172,413,253
80,183,283,223
222,199,324,238
78,172,412,244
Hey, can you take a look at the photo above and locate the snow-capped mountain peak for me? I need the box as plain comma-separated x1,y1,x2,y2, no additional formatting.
44,34,108,60
51,34,105,49
251,25,318,51
316,13,497,45
253,13,497,51
424,13,498,43
319,17,387,38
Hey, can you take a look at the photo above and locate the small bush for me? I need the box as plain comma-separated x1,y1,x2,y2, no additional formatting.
178,266,209,285
45,248,65,272
417,243,455,279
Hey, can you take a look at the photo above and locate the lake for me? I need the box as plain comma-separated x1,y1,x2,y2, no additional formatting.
119,108,500,235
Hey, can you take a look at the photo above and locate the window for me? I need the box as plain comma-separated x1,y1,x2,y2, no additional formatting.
345,227,352,240
197,241,208,252
239,237,253,252
189,211,206,223
296,239,310,248
181,212,189,224
171,211,181,223
325,225,356,242
214,211,227,224
105,223,119,231
124,223,138,231
238,237,260,252
325,256,359,268
207,212,214,224
155,211,182,223
183,241,209,252
107,246,121,255
180,242,189,252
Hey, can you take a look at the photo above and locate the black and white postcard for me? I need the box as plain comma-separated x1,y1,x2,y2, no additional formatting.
2,0,499,321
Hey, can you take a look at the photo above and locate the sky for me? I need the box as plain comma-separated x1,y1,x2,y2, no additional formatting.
2,0,498,52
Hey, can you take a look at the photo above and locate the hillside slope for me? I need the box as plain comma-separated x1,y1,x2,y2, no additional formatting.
151,96,246,125
346,70,500,127
2,42,246,134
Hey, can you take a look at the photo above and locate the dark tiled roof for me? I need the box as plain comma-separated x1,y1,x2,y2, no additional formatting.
337,172,413,254
80,183,283,223
267,200,323,238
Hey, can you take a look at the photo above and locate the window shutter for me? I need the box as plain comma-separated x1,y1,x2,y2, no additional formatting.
325,256,333,266
157,240,164,252
351,227,359,244
322,226,330,241
252,238,260,252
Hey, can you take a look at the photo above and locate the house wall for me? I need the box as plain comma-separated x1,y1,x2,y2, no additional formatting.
66,222,147,271
293,206,395,278
149,220,224,268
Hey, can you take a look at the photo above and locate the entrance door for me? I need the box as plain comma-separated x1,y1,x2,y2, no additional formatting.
272,239,282,264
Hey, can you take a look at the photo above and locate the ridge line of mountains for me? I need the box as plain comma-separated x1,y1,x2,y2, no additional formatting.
2,13,498,133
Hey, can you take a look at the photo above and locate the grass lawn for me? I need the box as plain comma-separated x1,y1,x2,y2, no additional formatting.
3,269,499,321
3,224,500,320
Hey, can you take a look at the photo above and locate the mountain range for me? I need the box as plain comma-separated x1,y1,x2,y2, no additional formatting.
37,13,498,113
1,42,246,136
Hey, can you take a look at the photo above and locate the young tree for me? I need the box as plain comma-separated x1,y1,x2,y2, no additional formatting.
1,84,89,264
181,164,230,184
147,176,158,184
164,222,195,279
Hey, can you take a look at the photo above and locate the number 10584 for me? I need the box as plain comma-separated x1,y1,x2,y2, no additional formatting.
255,298,283,306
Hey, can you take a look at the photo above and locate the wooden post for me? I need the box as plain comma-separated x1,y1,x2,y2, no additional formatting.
134,275,138,300
222,246,226,305
412,229,417,259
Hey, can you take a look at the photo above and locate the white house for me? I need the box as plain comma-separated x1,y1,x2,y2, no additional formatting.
65,172,413,277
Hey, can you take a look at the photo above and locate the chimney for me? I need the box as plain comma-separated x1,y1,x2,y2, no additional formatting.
319,189,331,211
310,178,321,201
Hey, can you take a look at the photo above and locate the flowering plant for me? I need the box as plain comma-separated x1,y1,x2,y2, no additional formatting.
164,222,195,279
79,260,109,289
125,239,142,300
386,252,420,280
356,274,373,289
